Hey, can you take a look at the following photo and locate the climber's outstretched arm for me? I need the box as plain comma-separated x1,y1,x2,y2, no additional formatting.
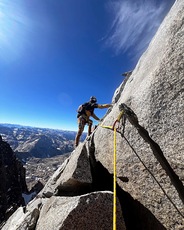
98,104,112,109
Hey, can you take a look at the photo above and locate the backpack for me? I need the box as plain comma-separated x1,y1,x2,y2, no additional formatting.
77,102,88,118
77,102,97,118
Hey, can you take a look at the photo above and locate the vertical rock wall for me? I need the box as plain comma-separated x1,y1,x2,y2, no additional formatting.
94,0,184,229
0,136,27,225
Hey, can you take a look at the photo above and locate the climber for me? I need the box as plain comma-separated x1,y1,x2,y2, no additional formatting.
75,96,112,147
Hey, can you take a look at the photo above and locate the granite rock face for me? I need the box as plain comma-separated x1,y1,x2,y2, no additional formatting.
94,0,184,229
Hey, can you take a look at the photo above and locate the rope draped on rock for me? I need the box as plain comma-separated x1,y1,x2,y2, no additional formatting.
100,109,125,230
100,103,184,222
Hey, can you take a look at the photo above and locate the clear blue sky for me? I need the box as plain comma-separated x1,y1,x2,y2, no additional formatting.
0,0,174,131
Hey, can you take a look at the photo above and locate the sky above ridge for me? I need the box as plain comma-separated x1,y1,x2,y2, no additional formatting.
0,0,175,131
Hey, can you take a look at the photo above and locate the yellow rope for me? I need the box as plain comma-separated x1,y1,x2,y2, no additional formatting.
100,123,117,229
100,125,113,129
99,111,125,230
117,110,124,122
113,127,117,230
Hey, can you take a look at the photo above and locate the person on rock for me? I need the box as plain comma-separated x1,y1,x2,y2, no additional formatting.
75,96,112,147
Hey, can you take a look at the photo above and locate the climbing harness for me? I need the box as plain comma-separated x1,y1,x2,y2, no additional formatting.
100,103,184,228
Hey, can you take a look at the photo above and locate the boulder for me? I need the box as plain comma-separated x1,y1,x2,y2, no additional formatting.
36,191,126,230
2,192,126,230
39,144,92,197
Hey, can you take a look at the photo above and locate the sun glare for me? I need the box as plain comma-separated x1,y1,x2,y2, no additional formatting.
0,0,30,62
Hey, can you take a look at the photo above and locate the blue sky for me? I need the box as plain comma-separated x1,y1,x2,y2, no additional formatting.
0,0,174,131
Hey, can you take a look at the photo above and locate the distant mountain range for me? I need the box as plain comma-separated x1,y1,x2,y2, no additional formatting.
0,123,85,161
